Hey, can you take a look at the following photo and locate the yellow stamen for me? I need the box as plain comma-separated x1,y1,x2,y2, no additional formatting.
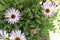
5,38,10,40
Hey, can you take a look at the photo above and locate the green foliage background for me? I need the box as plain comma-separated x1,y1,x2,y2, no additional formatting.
0,0,56,40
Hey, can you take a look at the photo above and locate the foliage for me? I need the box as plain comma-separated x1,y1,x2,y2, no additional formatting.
0,0,56,40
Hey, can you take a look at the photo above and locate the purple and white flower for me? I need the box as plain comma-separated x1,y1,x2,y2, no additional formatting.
5,8,21,24
10,30,26,40
42,2,57,17
0,30,10,40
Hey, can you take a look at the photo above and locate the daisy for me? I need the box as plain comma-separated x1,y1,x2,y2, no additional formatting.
10,30,26,40
0,30,10,40
5,8,21,24
42,2,57,17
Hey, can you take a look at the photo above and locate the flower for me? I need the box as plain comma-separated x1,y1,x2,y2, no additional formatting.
0,30,10,40
5,8,21,24
10,30,26,40
42,2,57,17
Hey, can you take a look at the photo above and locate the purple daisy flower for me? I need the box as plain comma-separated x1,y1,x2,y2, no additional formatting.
10,30,26,40
42,2,57,17
5,8,21,24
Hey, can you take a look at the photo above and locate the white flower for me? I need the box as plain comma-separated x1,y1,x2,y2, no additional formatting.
42,2,57,17
10,30,26,40
0,30,10,40
5,8,21,24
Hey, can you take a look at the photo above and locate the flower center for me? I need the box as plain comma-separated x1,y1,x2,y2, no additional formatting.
15,37,20,40
45,8,50,13
11,14,16,19
5,38,10,40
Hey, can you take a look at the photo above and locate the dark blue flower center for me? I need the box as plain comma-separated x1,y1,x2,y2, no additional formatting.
11,14,16,19
45,8,50,13
15,37,20,40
